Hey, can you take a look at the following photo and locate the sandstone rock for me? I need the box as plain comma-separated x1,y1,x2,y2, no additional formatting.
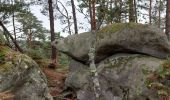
65,54,169,100
57,23,170,63
0,46,52,100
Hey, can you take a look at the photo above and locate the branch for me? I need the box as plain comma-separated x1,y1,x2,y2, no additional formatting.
0,21,23,53
76,8,90,23
56,0,72,35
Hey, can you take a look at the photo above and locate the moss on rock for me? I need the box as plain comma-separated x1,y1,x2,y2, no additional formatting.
0,45,36,73
97,23,147,39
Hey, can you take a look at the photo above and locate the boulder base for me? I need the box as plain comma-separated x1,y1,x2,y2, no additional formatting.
0,46,52,100
65,54,168,100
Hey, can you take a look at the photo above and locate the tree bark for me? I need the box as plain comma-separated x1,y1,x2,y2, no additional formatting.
28,29,32,48
166,0,170,40
149,0,152,25
134,0,137,23
71,0,78,34
12,0,17,51
89,0,93,30
92,0,96,30
158,0,161,28
110,0,113,24
12,13,16,43
128,0,135,22
118,0,123,23
48,0,57,68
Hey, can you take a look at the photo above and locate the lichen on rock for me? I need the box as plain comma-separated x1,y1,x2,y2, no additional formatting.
0,44,52,100
146,58,170,99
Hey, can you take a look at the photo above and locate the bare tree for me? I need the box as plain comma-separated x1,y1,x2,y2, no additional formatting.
56,0,72,35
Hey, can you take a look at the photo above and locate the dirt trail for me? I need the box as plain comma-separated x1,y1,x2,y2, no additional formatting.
43,67,75,100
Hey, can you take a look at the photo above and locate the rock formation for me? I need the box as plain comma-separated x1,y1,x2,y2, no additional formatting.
57,23,170,100
57,23,170,63
0,31,52,100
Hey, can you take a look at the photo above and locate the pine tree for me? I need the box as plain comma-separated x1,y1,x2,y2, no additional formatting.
48,0,58,68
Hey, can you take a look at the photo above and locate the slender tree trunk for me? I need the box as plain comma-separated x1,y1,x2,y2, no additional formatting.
12,0,17,51
110,0,113,24
89,0,93,30
0,21,23,53
158,0,161,28
12,12,17,51
118,0,123,23
166,0,170,40
12,13,16,43
149,0,152,25
129,0,135,22
92,0,96,30
28,29,32,48
71,0,78,34
115,0,119,23
48,0,57,68
134,0,137,23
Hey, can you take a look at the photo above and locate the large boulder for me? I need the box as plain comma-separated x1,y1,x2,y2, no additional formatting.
0,45,52,100
65,54,170,100
56,23,170,63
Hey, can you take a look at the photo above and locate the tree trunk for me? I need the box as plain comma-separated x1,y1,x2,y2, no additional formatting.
12,0,17,51
92,0,96,30
118,0,123,23
12,12,18,51
134,0,137,23
89,0,93,30
128,0,135,22
12,13,16,43
71,0,78,34
28,29,32,48
158,0,161,28
48,0,57,68
166,0,170,40
110,0,113,24
149,0,152,25
114,0,119,23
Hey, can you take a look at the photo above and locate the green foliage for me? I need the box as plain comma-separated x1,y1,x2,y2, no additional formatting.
26,48,46,60
16,11,47,41
97,23,146,39
0,0,30,22
58,53,69,68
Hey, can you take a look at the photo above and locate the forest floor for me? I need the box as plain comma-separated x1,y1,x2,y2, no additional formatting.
43,67,68,98
35,59,75,99
42,67,75,100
